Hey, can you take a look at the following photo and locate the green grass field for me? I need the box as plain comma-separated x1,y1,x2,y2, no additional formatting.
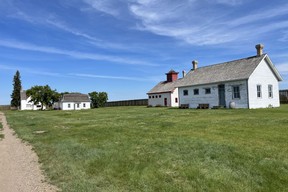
3,106,288,192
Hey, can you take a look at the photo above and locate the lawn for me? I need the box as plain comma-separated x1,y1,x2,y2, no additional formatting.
4,106,288,192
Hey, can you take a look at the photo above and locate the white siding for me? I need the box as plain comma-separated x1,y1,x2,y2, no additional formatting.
148,89,179,107
21,96,45,110
61,102,90,110
179,80,249,109
248,59,280,108
179,84,219,108
225,81,249,108
171,88,179,107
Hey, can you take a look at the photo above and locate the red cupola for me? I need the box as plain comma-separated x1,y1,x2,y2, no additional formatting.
166,70,179,82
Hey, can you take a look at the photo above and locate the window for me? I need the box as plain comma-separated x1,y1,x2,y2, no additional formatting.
175,98,178,103
205,88,211,94
159,95,161,98
257,85,262,98
149,96,151,99
68,104,71,108
77,104,80,108
268,85,273,98
156,95,158,98
232,86,240,99
152,96,155,98
194,89,199,95
183,90,188,96
83,103,86,107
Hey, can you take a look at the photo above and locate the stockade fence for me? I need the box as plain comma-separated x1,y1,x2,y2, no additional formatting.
0,105,11,110
280,89,288,104
105,99,148,107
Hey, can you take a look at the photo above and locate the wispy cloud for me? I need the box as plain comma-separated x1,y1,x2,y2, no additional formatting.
0,63,61,77
82,0,120,16
5,6,134,51
128,0,288,45
69,73,157,82
277,63,288,75
229,3,288,27
46,19,101,42
0,39,157,66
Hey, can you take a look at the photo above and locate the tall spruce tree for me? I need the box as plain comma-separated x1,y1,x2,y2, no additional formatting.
11,70,22,109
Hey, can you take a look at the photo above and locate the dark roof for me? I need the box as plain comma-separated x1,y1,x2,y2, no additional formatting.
179,54,282,87
20,90,27,100
166,69,178,74
148,54,283,94
61,93,90,102
147,79,181,94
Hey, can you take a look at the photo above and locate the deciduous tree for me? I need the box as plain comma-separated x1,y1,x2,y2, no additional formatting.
89,91,108,108
26,85,60,110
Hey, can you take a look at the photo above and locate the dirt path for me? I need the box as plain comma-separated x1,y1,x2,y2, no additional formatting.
0,112,58,192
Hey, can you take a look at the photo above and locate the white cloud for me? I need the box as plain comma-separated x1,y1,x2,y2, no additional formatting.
214,0,243,6
129,1,288,45
229,3,288,27
69,73,157,81
82,0,120,16
277,63,288,75
0,64,61,77
0,39,157,66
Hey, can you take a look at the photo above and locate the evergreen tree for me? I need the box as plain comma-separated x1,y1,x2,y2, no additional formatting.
10,70,22,109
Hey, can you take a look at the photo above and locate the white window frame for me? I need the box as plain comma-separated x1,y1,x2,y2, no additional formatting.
268,85,273,98
257,85,262,98
232,86,240,99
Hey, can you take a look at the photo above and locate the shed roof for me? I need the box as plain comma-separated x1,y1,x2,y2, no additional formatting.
61,93,90,102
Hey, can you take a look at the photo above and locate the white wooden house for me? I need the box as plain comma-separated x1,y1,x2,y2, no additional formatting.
59,93,91,110
20,90,46,110
148,44,283,109
178,44,282,109
147,70,181,107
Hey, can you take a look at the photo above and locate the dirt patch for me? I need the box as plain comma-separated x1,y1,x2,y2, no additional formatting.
0,112,58,192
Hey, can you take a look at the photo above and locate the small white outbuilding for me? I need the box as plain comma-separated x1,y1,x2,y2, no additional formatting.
59,93,91,110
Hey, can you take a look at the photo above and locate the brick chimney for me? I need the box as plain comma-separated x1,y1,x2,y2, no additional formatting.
255,44,264,56
166,70,178,82
192,60,198,70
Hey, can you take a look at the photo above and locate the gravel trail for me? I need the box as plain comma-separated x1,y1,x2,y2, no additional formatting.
0,112,58,192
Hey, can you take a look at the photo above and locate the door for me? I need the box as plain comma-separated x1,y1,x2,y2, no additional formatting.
164,98,167,106
218,84,226,106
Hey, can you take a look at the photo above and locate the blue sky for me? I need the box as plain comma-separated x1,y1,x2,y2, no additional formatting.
1,0,288,104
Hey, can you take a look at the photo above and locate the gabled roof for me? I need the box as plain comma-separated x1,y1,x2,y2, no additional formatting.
20,90,27,100
147,79,181,94
178,54,282,87
61,93,90,102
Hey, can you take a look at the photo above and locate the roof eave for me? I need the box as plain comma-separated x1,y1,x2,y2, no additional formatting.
178,78,249,88
263,55,283,81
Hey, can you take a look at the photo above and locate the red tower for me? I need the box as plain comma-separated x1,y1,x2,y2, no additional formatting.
166,70,179,82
